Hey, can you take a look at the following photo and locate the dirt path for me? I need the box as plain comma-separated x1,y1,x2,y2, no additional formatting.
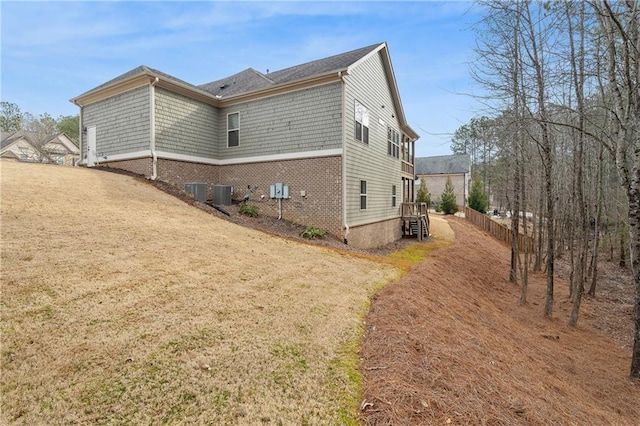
360,216,639,425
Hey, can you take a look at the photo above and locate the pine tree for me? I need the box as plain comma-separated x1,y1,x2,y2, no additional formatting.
440,175,458,215
468,177,489,213
416,176,431,208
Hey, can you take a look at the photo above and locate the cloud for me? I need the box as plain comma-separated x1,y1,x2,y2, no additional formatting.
1,1,484,158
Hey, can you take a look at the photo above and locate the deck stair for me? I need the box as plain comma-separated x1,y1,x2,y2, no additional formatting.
401,202,430,241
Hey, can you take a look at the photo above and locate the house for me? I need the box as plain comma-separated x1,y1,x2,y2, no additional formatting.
415,154,471,208
70,42,419,248
0,131,79,166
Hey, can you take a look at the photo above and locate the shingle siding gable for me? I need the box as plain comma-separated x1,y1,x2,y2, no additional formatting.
217,83,343,160
344,51,402,226
155,88,219,158
82,86,151,157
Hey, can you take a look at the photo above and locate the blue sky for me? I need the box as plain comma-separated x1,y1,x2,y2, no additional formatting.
1,1,482,156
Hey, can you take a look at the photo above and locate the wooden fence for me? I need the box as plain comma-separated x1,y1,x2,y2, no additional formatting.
463,206,534,253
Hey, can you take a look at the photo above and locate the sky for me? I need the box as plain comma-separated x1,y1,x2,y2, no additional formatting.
1,0,484,157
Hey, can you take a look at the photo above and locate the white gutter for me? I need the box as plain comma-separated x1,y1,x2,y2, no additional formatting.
150,77,159,180
339,70,349,244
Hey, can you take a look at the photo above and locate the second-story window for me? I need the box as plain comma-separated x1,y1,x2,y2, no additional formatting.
355,101,369,144
228,112,239,147
387,126,399,158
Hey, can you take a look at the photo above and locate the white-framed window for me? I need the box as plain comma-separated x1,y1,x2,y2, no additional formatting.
227,112,239,147
360,180,367,210
392,184,397,207
18,147,30,160
354,101,369,144
387,127,399,158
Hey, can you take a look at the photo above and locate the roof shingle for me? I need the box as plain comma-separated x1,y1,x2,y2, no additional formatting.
415,154,470,175
197,43,381,98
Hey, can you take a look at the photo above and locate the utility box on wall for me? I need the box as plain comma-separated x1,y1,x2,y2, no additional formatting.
184,183,207,202
213,185,232,205
270,183,289,199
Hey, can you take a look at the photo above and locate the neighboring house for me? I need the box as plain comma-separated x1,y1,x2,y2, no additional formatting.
70,42,419,248
0,131,80,166
415,154,471,208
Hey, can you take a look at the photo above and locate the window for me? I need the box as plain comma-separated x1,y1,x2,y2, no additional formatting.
18,147,29,160
227,112,239,147
387,126,399,158
392,185,397,207
354,101,369,144
360,180,367,210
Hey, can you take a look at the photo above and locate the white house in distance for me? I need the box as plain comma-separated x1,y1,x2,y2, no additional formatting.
0,131,79,166
70,42,419,248
415,154,471,208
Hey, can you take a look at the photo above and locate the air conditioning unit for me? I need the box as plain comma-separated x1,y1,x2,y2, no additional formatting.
184,183,207,202
213,185,232,205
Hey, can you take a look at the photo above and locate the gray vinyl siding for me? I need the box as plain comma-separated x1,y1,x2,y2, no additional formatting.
82,85,150,157
344,51,403,226
217,83,342,160
155,88,218,158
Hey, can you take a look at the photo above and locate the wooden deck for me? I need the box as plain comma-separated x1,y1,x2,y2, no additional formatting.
401,202,429,241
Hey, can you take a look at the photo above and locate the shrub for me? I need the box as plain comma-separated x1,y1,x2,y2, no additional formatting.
468,177,489,213
440,175,458,215
301,226,326,239
415,176,431,208
239,203,258,217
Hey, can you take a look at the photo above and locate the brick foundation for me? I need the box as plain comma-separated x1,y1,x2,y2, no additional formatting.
156,159,220,200
95,155,407,248
219,156,343,236
97,158,152,176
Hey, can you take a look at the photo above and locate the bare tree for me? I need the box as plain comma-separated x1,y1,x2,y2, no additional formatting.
22,112,58,163
591,0,640,380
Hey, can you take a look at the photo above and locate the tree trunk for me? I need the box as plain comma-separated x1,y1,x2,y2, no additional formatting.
588,144,604,297
520,153,528,304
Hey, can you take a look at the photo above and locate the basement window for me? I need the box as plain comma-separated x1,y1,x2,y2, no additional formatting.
228,112,239,147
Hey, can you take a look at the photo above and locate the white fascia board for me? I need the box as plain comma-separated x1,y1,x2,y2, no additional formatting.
346,42,386,73
155,148,342,166
96,150,151,162
216,148,342,165
96,148,342,166
155,151,219,165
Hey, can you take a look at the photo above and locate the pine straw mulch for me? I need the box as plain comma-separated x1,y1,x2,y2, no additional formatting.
73,168,639,424
359,216,639,425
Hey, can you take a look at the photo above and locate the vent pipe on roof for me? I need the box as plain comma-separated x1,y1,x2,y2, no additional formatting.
150,77,159,180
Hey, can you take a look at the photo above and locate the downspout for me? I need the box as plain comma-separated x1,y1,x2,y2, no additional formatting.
150,77,159,180
73,100,83,166
339,70,349,244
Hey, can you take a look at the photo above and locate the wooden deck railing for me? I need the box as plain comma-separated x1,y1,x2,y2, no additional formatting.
401,160,414,175
463,206,534,252
402,202,427,219
401,202,429,241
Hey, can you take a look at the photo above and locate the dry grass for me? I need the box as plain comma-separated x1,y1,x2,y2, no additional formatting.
360,216,640,425
5,161,637,426
0,161,399,425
